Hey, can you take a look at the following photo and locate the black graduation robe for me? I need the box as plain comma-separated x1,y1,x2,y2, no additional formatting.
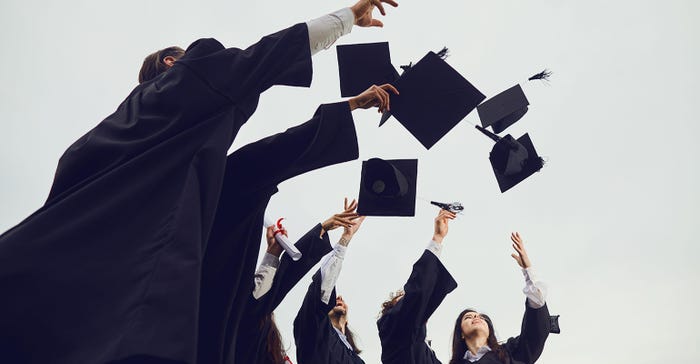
234,224,333,364
0,23,318,364
377,250,458,364
293,271,366,364
198,100,359,364
458,302,551,364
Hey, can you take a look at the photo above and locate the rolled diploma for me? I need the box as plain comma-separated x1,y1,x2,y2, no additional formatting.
264,215,302,261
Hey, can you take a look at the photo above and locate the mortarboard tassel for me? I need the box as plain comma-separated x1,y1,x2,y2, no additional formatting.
475,125,501,142
435,47,450,60
399,62,413,73
528,69,552,82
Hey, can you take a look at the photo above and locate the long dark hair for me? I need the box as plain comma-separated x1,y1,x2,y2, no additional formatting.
343,323,362,355
138,46,185,83
449,309,508,364
260,313,286,364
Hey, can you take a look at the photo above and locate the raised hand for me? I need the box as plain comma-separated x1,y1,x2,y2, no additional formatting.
348,84,399,113
265,225,286,257
321,197,361,234
510,232,532,268
432,209,456,244
350,0,399,28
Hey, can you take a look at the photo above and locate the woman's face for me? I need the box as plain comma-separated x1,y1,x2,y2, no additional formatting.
460,311,489,338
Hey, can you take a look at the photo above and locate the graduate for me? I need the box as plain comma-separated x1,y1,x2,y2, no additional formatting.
233,198,361,364
0,0,399,362
377,209,459,364
447,233,552,364
293,204,367,364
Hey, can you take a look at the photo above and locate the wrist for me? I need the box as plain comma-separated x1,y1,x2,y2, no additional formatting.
432,235,444,244
266,246,283,257
347,98,358,111
339,235,352,246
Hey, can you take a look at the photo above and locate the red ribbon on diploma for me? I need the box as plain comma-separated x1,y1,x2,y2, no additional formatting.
273,218,287,237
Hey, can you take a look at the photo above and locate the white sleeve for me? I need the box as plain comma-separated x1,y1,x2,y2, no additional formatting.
319,243,347,304
252,253,281,300
306,7,354,56
426,240,443,258
522,267,547,308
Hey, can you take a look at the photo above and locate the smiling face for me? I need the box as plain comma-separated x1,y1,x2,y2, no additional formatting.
460,311,490,339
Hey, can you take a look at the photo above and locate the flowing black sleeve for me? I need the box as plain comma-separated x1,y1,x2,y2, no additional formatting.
176,23,313,102
502,301,551,364
378,251,457,358
224,101,359,194
293,269,337,362
252,224,332,315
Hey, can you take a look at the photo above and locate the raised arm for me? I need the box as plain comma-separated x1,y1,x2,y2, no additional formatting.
505,232,551,364
378,210,458,341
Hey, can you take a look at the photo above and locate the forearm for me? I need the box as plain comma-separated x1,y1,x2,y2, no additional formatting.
252,253,281,299
319,237,350,304
306,8,354,55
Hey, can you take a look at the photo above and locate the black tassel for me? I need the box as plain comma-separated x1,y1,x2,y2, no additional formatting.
435,47,449,59
475,125,501,142
528,69,552,82
399,62,413,73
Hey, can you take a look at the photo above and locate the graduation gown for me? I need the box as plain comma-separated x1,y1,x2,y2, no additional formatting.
198,100,359,364
377,251,458,364
458,302,551,364
293,272,365,364
0,23,317,364
234,224,333,364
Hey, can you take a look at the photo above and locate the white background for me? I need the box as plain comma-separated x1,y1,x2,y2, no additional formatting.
1,0,699,363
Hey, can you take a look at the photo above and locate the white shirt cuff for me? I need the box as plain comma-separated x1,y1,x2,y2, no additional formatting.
426,240,443,258
306,7,354,56
522,267,547,308
261,252,281,269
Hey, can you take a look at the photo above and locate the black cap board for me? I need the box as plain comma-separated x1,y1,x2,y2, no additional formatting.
357,158,417,216
387,51,485,149
477,84,530,134
337,42,400,97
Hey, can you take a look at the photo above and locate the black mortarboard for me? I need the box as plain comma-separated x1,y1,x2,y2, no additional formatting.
477,84,530,134
337,42,400,97
357,158,417,216
387,51,485,149
476,126,544,193
549,315,561,334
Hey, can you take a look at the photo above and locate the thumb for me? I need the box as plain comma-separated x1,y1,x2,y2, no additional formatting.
369,19,384,27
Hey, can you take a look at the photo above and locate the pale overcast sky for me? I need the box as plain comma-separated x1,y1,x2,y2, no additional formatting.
1,0,699,363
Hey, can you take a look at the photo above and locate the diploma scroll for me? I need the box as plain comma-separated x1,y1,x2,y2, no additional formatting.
264,215,302,261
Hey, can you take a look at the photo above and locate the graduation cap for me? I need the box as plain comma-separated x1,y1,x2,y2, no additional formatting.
385,50,485,149
337,42,400,97
477,84,530,134
357,158,417,216
476,125,544,193
549,315,561,334
338,44,485,149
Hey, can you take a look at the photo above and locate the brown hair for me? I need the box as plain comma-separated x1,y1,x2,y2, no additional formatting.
138,46,185,84
449,309,508,364
379,289,405,318
260,313,287,364
343,323,362,355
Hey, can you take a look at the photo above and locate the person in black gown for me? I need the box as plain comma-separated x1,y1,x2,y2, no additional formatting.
293,202,367,364
447,232,551,364
377,209,458,364
233,198,362,364
0,0,399,362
